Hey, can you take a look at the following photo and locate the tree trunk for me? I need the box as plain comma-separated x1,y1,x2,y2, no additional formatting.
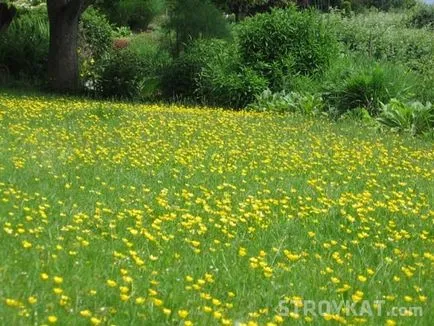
47,0,91,93
48,14,79,92
0,3,17,33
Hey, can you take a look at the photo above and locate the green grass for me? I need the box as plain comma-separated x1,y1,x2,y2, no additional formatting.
0,92,433,325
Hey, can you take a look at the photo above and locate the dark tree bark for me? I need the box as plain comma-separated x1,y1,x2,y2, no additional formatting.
0,3,16,33
47,0,93,92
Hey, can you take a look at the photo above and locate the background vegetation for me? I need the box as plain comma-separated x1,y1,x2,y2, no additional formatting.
0,0,433,135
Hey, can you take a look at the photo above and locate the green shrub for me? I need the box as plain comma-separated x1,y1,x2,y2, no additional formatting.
198,66,267,109
79,7,113,60
117,0,165,31
377,99,433,135
248,89,293,113
0,7,49,83
161,42,212,100
334,11,434,71
323,59,417,116
94,49,146,99
284,74,322,95
191,39,267,108
79,7,114,89
339,0,417,12
338,107,375,125
112,26,133,38
248,89,324,115
330,11,433,104
161,58,198,101
128,36,172,99
97,0,164,30
93,35,171,100
236,6,338,90
167,0,229,55
336,67,393,115
129,35,172,74
408,4,434,29
161,38,267,108
161,39,236,100
415,63,434,103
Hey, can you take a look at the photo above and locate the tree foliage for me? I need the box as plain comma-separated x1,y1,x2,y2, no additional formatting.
212,0,292,20
167,0,229,55
95,0,164,30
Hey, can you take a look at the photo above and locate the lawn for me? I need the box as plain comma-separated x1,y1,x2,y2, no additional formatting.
0,92,433,325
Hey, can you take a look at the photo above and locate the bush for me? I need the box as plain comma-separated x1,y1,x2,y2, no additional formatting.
377,99,433,135
408,4,434,29
415,63,434,103
236,6,338,90
112,26,133,38
94,49,146,99
120,0,163,30
322,59,418,116
334,11,434,71
338,107,375,124
161,38,236,100
93,35,171,100
0,7,49,83
198,66,268,109
116,0,164,31
96,0,164,30
191,40,267,108
167,0,229,55
161,58,199,101
79,7,113,60
128,35,172,98
162,38,267,108
79,7,114,89
129,35,172,74
248,89,324,115
330,11,433,105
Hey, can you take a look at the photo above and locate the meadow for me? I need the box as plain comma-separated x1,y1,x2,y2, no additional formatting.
0,92,433,325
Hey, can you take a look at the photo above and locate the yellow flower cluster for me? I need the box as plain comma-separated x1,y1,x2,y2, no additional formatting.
0,94,432,325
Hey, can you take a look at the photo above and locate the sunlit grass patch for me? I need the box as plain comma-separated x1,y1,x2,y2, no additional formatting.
0,92,433,325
